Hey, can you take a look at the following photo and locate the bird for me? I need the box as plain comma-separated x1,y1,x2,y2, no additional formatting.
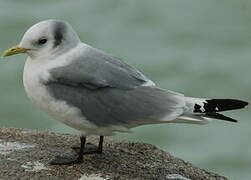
2,19,248,165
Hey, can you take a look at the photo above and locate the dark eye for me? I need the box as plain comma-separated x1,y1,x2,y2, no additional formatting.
38,38,47,45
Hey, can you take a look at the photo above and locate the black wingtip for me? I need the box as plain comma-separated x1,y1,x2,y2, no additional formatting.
204,99,249,112
242,100,249,107
233,99,249,108
205,112,238,123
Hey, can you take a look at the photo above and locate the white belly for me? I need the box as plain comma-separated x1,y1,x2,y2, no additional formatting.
22,57,129,136
23,57,98,134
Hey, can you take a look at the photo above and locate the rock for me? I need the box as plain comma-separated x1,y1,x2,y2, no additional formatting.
0,127,227,180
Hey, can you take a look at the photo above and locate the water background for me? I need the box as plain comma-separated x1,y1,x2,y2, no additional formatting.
0,0,250,179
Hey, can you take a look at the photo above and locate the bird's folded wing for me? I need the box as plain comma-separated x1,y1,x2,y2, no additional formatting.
44,46,184,127
48,46,152,90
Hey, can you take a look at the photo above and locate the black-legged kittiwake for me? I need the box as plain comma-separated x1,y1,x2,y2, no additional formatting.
2,19,248,165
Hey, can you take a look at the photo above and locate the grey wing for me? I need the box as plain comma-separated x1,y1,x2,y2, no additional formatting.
46,46,184,127
46,83,185,127
50,46,153,90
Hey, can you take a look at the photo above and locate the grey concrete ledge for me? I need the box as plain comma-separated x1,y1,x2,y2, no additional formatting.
0,127,227,180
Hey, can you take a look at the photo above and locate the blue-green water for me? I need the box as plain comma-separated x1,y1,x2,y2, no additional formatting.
0,0,250,179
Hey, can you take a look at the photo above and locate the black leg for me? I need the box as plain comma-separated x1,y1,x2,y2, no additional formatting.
75,136,85,161
50,136,86,165
71,136,104,154
97,136,104,153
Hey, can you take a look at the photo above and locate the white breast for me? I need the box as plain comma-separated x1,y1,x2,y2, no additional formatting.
22,45,98,135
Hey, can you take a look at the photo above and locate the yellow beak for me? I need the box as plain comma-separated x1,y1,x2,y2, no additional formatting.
1,45,28,58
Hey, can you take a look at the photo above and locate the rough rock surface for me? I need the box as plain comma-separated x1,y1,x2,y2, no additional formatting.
0,128,227,180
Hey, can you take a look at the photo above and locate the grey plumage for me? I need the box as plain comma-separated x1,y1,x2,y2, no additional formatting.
53,21,67,47
45,46,184,127
49,47,150,89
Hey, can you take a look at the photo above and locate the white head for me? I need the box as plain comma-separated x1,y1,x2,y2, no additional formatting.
2,19,81,59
